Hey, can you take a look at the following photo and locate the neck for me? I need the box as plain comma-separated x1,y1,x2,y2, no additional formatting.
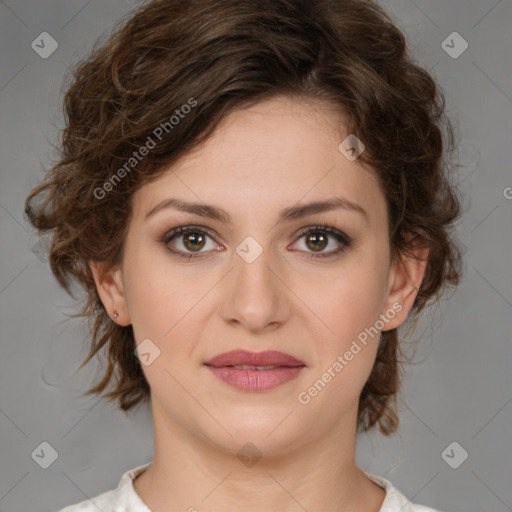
133,398,386,511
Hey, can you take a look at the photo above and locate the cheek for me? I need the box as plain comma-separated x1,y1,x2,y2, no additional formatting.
296,275,385,411
122,244,216,364
298,262,388,354
121,244,182,340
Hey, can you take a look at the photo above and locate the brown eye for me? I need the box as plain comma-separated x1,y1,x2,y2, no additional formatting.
162,226,219,258
305,231,328,252
292,225,352,259
182,231,206,251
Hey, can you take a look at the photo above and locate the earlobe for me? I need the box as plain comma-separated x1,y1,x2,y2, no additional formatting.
89,260,130,325
382,234,429,331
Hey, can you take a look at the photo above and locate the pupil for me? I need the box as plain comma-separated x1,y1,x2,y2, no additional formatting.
184,232,204,251
307,232,327,251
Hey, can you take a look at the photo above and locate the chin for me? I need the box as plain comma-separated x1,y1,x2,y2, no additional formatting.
203,416,307,458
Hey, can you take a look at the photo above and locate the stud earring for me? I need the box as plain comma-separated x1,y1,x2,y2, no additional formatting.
113,311,119,319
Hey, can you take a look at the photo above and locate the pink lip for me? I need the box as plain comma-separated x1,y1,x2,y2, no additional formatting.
204,350,306,392
204,349,305,367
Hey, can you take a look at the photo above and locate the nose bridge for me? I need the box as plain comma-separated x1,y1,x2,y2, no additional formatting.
222,239,287,331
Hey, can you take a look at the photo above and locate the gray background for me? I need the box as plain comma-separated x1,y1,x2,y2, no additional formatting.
1,1,511,511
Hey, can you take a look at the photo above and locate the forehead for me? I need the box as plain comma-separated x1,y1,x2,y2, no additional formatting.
130,95,386,228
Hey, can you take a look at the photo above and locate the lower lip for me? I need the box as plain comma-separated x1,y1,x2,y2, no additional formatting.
205,365,305,391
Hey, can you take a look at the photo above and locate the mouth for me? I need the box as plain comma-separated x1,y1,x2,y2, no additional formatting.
203,350,306,391
204,349,305,368
228,364,288,370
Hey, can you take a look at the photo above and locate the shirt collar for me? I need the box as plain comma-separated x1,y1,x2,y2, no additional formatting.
113,462,416,512
363,470,416,511
112,461,152,512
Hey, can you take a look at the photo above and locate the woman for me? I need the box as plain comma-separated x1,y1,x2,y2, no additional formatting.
25,0,463,510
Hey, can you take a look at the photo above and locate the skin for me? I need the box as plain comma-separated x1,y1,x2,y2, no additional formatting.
91,94,428,512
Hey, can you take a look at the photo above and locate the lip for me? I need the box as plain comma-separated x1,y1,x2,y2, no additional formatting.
204,350,306,392
204,349,305,367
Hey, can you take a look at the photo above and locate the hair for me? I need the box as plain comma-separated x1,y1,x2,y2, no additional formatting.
25,0,463,435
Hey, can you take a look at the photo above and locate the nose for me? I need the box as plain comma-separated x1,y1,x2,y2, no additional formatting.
218,245,290,334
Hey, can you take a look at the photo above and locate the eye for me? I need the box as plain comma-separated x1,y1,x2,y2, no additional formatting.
161,224,351,260
290,225,352,259
162,226,221,259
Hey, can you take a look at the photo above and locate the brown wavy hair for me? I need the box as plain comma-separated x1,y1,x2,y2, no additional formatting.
24,0,464,435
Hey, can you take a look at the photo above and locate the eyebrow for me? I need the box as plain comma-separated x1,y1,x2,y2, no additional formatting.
145,197,368,224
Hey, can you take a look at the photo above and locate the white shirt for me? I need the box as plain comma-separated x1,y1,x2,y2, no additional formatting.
57,462,442,512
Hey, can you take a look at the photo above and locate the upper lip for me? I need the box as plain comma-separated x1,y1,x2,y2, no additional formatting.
204,350,305,367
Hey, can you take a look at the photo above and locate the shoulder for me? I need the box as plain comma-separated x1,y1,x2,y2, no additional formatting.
363,470,444,512
54,462,152,512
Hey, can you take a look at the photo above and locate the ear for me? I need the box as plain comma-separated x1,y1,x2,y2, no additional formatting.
382,232,429,331
89,260,131,326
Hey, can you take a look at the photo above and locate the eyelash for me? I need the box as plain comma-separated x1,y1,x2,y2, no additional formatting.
161,224,352,260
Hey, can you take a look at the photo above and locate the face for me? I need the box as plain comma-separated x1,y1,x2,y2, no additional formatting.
92,95,426,457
